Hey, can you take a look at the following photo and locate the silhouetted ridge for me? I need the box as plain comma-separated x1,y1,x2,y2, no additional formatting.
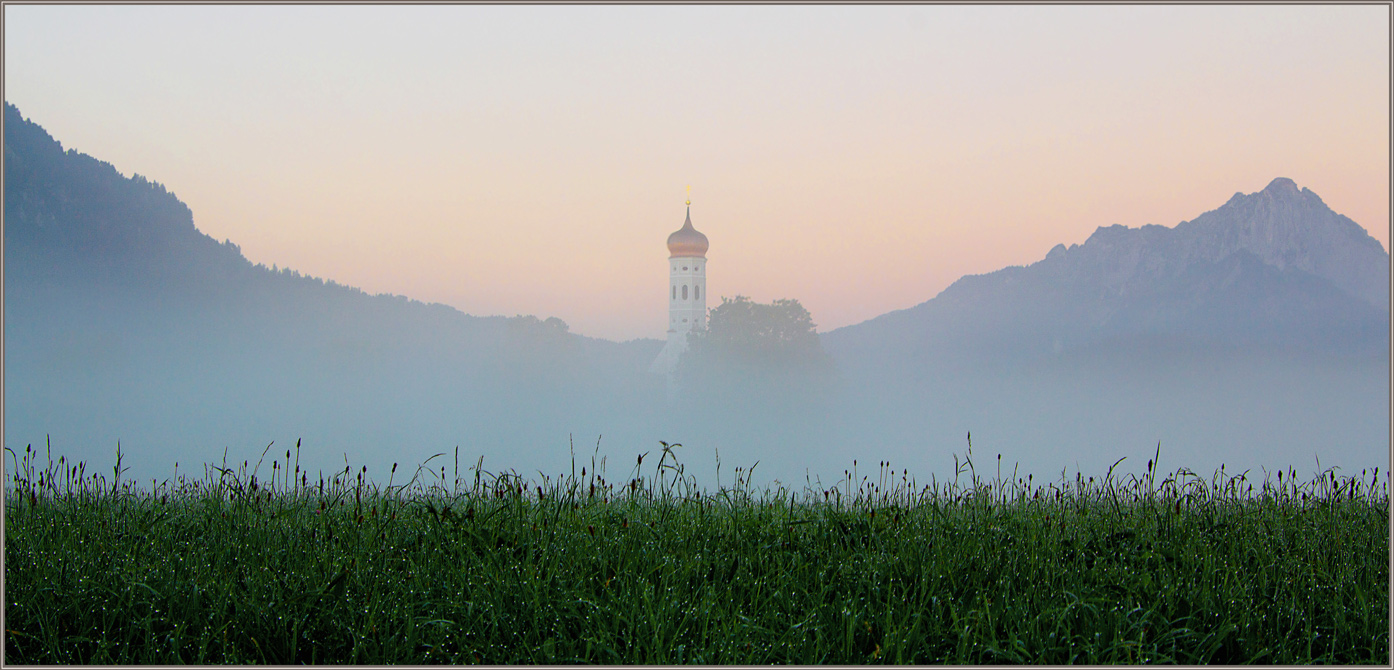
4,102,666,483
5,103,263,307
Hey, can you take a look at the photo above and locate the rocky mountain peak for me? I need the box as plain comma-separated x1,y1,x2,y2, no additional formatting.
1262,176,1300,196
826,177,1389,368
1185,179,1387,308
1052,178,1388,310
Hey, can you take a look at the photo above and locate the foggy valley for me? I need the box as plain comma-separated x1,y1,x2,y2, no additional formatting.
4,101,1389,492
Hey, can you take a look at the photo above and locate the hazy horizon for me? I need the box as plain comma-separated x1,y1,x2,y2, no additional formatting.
5,4,1388,341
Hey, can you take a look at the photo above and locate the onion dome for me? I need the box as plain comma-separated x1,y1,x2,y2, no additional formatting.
667,206,709,258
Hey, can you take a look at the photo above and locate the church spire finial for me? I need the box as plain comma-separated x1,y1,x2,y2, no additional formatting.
685,184,691,207
668,187,707,257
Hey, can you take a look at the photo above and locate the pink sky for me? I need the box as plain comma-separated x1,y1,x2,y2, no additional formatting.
6,4,1388,341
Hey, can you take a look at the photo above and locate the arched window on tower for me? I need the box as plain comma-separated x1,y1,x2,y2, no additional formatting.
672,285,676,300
682,285,689,300
694,286,700,300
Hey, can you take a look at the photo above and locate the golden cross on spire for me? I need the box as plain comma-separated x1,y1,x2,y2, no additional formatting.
685,184,691,206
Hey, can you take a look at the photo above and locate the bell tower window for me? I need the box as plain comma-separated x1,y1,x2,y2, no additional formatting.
682,285,689,300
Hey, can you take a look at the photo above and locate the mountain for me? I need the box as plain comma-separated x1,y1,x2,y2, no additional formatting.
811,178,1387,487
822,177,1390,376
3,102,666,481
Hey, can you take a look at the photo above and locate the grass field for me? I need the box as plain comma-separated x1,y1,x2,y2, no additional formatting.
4,439,1388,664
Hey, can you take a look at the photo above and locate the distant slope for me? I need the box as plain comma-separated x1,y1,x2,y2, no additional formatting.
823,177,1390,376
810,178,1387,485
3,102,664,478
3,101,661,359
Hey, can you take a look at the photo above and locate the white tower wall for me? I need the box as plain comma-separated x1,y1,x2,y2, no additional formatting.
667,256,707,336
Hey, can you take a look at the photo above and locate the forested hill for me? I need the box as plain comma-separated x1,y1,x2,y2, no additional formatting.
3,102,663,479
5,101,546,334
6,102,244,297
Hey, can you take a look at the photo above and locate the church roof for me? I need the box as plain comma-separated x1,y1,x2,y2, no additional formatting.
667,206,709,258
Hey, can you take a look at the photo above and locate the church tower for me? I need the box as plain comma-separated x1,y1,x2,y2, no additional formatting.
650,193,709,376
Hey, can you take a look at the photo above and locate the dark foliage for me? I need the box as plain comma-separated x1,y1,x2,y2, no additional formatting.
676,295,838,415
687,295,827,370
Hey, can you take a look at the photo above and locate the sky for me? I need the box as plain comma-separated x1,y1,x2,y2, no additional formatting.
5,4,1389,342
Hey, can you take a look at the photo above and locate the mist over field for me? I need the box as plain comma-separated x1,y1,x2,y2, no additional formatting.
4,102,1389,491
